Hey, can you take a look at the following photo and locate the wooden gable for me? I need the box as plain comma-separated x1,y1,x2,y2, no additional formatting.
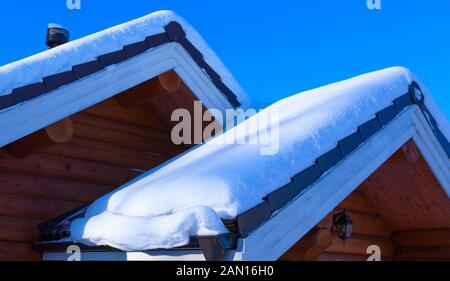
280,140,450,261
0,71,203,260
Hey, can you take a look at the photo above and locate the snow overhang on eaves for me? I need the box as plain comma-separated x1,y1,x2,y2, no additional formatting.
37,80,450,261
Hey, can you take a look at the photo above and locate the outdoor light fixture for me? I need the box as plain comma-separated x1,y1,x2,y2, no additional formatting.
332,209,353,242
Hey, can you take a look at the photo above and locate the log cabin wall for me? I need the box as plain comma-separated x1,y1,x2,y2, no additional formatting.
281,190,394,261
281,140,450,261
0,71,199,260
392,229,450,260
317,191,394,261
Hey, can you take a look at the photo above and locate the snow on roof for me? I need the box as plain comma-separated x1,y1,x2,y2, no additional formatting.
69,67,449,251
0,10,251,106
48,23,66,29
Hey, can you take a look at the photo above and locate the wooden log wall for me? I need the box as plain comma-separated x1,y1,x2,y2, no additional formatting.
0,94,189,260
392,229,450,260
281,141,450,261
281,190,394,261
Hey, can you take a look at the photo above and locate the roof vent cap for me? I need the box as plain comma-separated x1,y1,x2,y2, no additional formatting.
46,23,69,48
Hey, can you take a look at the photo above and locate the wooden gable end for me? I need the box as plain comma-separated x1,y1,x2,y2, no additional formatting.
280,140,450,261
0,71,203,260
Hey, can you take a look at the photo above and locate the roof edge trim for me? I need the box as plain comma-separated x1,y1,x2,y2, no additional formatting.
234,83,450,238
0,21,241,111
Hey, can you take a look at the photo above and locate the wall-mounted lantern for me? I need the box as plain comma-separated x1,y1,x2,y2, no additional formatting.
331,209,353,242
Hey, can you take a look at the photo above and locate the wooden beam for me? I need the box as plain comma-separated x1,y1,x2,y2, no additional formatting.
45,142,164,171
317,252,369,261
0,216,42,242
83,98,166,129
401,139,420,164
73,123,184,156
392,221,450,260
5,118,74,158
115,71,182,108
302,228,333,249
0,241,41,261
333,208,392,238
281,228,332,261
392,229,450,248
0,151,141,187
0,193,82,220
0,170,113,203
394,247,450,260
72,113,171,141
326,234,394,258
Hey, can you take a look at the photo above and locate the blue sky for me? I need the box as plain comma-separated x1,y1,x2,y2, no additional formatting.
0,0,449,117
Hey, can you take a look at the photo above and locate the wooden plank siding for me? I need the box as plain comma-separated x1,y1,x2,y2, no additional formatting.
361,145,450,231
280,141,450,261
0,80,197,260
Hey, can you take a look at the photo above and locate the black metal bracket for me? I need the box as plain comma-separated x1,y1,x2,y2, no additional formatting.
197,233,237,261
409,82,450,158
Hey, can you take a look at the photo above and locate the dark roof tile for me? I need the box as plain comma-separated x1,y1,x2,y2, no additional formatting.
317,147,343,174
377,104,398,127
393,94,413,112
338,131,363,157
43,71,77,91
292,163,321,191
72,60,105,79
266,182,301,212
359,117,381,141
97,49,128,67
145,33,171,47
237,202,272,237
0,94,17,110
124,41,151,58
12,82,48,101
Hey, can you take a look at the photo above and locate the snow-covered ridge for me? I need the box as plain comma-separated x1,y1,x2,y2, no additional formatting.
0,10,251,106
70,67,450,251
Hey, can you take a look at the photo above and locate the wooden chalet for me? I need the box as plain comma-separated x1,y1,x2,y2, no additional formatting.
0,12,448,261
